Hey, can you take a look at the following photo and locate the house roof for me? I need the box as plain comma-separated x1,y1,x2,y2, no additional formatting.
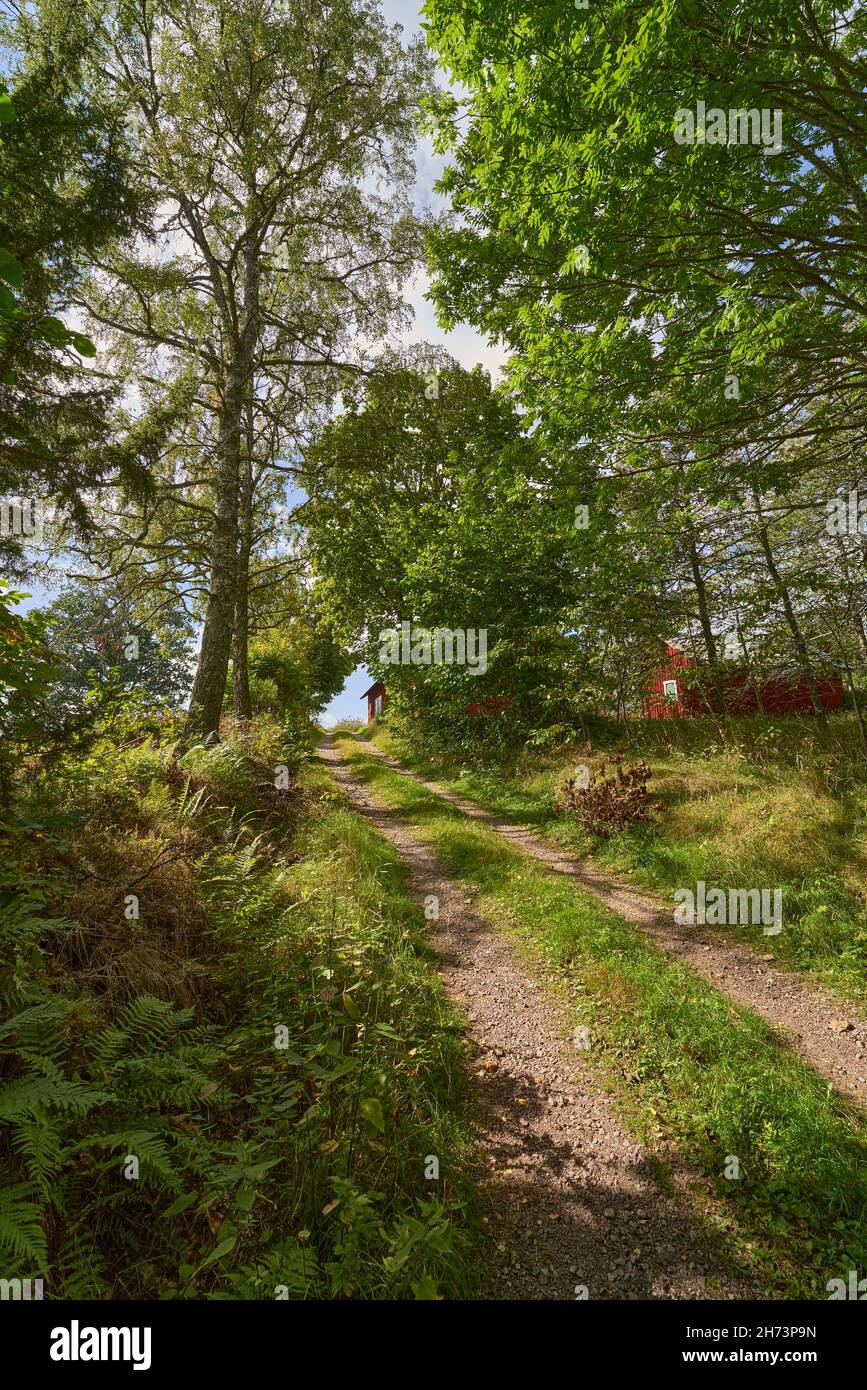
361,681,385,699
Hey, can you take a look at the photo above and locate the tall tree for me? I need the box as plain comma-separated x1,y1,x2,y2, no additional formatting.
73,0,433,737
302,350,589,736
0,1,151,571
419,0,866,721
424,0,867,469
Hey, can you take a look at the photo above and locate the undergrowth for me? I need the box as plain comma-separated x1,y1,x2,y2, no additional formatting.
0,718,482,1299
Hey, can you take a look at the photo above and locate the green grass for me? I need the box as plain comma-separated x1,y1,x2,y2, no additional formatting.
335,733,867,1299
0,722,485,1300
369,722,867,1004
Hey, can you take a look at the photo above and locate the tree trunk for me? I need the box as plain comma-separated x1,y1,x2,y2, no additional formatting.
751,486,826,723
618,665,632,744
840,650,867,759
833,535,867,662
826,621,867,759
185,380,242,739
186,220,260,740
232,398,254,720
733,604,765,714
686,531,727,720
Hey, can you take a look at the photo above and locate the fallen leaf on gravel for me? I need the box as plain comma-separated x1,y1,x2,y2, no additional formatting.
829,1018,855,1033
485,1058,498,1071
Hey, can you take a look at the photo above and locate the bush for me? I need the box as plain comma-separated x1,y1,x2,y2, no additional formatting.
555,755,652,837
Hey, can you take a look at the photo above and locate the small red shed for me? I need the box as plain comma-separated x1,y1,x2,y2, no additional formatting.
643,642,844,719
362,680,387,723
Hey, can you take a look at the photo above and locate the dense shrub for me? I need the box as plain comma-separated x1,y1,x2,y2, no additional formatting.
555,755,652,837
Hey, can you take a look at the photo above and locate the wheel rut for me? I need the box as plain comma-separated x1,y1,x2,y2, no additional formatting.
354,738,867,1107
319,735,757,1301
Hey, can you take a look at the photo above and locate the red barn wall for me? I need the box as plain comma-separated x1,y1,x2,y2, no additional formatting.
643,646,844,719
642,644,695,719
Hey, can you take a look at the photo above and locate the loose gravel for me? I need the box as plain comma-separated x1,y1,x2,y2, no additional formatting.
356,739,867,1107
319,736,758,1301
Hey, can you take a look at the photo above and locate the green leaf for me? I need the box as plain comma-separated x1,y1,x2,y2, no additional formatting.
359,1096,384,1132
341,990,361,1019
162,1191,199,1219
36,316,69,344
195,1233,237,1273
0,247,23,288
71,332,97,357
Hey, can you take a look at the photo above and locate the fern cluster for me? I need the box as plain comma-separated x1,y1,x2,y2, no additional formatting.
0,725,481,1299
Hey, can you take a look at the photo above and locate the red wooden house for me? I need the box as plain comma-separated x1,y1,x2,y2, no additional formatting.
362,680,387,723
643,641,844,719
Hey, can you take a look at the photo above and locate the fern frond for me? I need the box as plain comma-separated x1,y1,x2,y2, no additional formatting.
0,1183,48,1272
11,1119,64,1201
0,1061,108,1122
56,1233,110,1299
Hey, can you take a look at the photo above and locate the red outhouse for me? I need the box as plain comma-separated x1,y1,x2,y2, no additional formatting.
362,681,387,723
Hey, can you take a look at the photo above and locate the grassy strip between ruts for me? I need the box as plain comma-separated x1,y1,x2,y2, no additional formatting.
361,724,867,1007
335,733,867,1299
